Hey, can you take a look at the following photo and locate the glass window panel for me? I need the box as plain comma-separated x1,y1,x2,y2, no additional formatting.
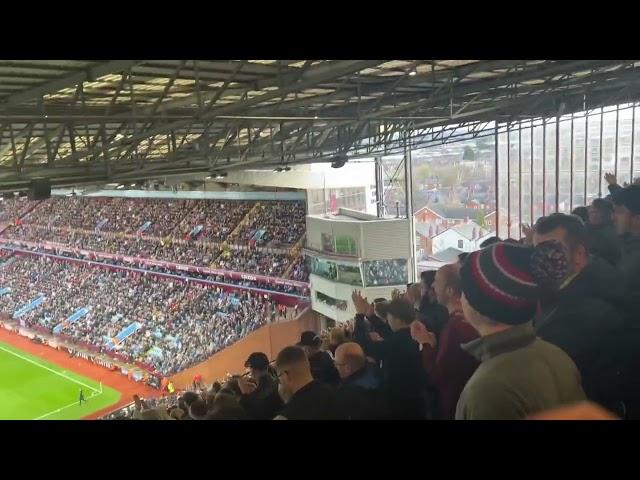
362,259,408,287
586,109,602,204
520,124,533,232
411,133,496,263
558,115,572,214
381,154,406,218
633,105,640,183
572,114,586,208
618,106,633,186
602,108,617,187
544,118,557,214
532,122,544,224
497,130,508,238
508,126,520,238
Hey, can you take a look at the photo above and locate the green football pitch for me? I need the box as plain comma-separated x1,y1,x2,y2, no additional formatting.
0,341,121,420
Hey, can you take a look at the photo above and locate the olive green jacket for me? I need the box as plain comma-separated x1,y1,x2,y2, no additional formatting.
455,323,586,420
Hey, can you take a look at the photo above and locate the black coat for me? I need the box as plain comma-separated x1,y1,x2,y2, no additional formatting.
308,350,341,386
239,374,283,420
354,316,431,419
278,380,341,420
336,364,385,420
587,223,621,267
535,256,637,407
418,297,449,341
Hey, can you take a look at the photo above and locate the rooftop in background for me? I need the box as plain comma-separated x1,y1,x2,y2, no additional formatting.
1,60,639,190
427,247,463,263
417,204,495,220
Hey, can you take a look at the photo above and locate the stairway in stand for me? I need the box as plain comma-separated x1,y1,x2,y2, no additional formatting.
213,202,262,264
283,234,306,279
228,201,261,242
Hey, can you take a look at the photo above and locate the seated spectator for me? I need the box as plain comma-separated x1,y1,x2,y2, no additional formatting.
352,293,431,419
297,331,340,386
209,393,248,420
410,263,479,419
132,394,174,420
334,342,384,419
532,213,633,409
456,242,586,420
188,398,209,420
237,352,283,420
273,346,341,420
178,391,200,418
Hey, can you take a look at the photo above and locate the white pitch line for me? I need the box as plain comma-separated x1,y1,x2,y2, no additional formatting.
0,345,100,393
34,390,102,420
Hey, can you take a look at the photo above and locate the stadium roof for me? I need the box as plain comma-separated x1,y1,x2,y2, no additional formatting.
1,60,640,190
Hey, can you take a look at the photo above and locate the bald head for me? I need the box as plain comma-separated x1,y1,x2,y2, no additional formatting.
433,263,462,309
334,342,366,380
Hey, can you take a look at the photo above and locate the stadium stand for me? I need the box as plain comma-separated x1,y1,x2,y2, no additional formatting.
0,254,286,376
0,196,309,283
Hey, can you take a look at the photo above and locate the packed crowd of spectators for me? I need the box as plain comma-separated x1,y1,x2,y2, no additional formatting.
288,255,310,282
0,197,39,224
176,200,252,242
363,259,408,286
231,201,306,247
213,247,293,277
23,197,196,237
0,255,284,376
1,197,308,282
119,173,640,420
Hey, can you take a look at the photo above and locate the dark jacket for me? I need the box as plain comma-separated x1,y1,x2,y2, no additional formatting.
308,350,341,386
456,323,586,420
619,233,640,303
360,312,393,339
587,223,621,267
336,364,385,420
278,380,341,420
534,256,634,406
419,310,479,419
354,316,431,419
239,374,284,420
418,297,449,341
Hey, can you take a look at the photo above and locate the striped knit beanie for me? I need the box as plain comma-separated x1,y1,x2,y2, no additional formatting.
460,241,568,325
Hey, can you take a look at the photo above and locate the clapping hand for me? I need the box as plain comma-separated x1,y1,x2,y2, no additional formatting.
604,172,618,186
351,290,370,315
521,223,534,244
369,331,384,342
410,320,436,347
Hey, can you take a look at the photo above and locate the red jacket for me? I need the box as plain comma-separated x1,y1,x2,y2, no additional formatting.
421,310,479,419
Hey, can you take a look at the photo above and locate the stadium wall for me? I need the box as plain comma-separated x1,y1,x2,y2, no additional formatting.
168,309,321,389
